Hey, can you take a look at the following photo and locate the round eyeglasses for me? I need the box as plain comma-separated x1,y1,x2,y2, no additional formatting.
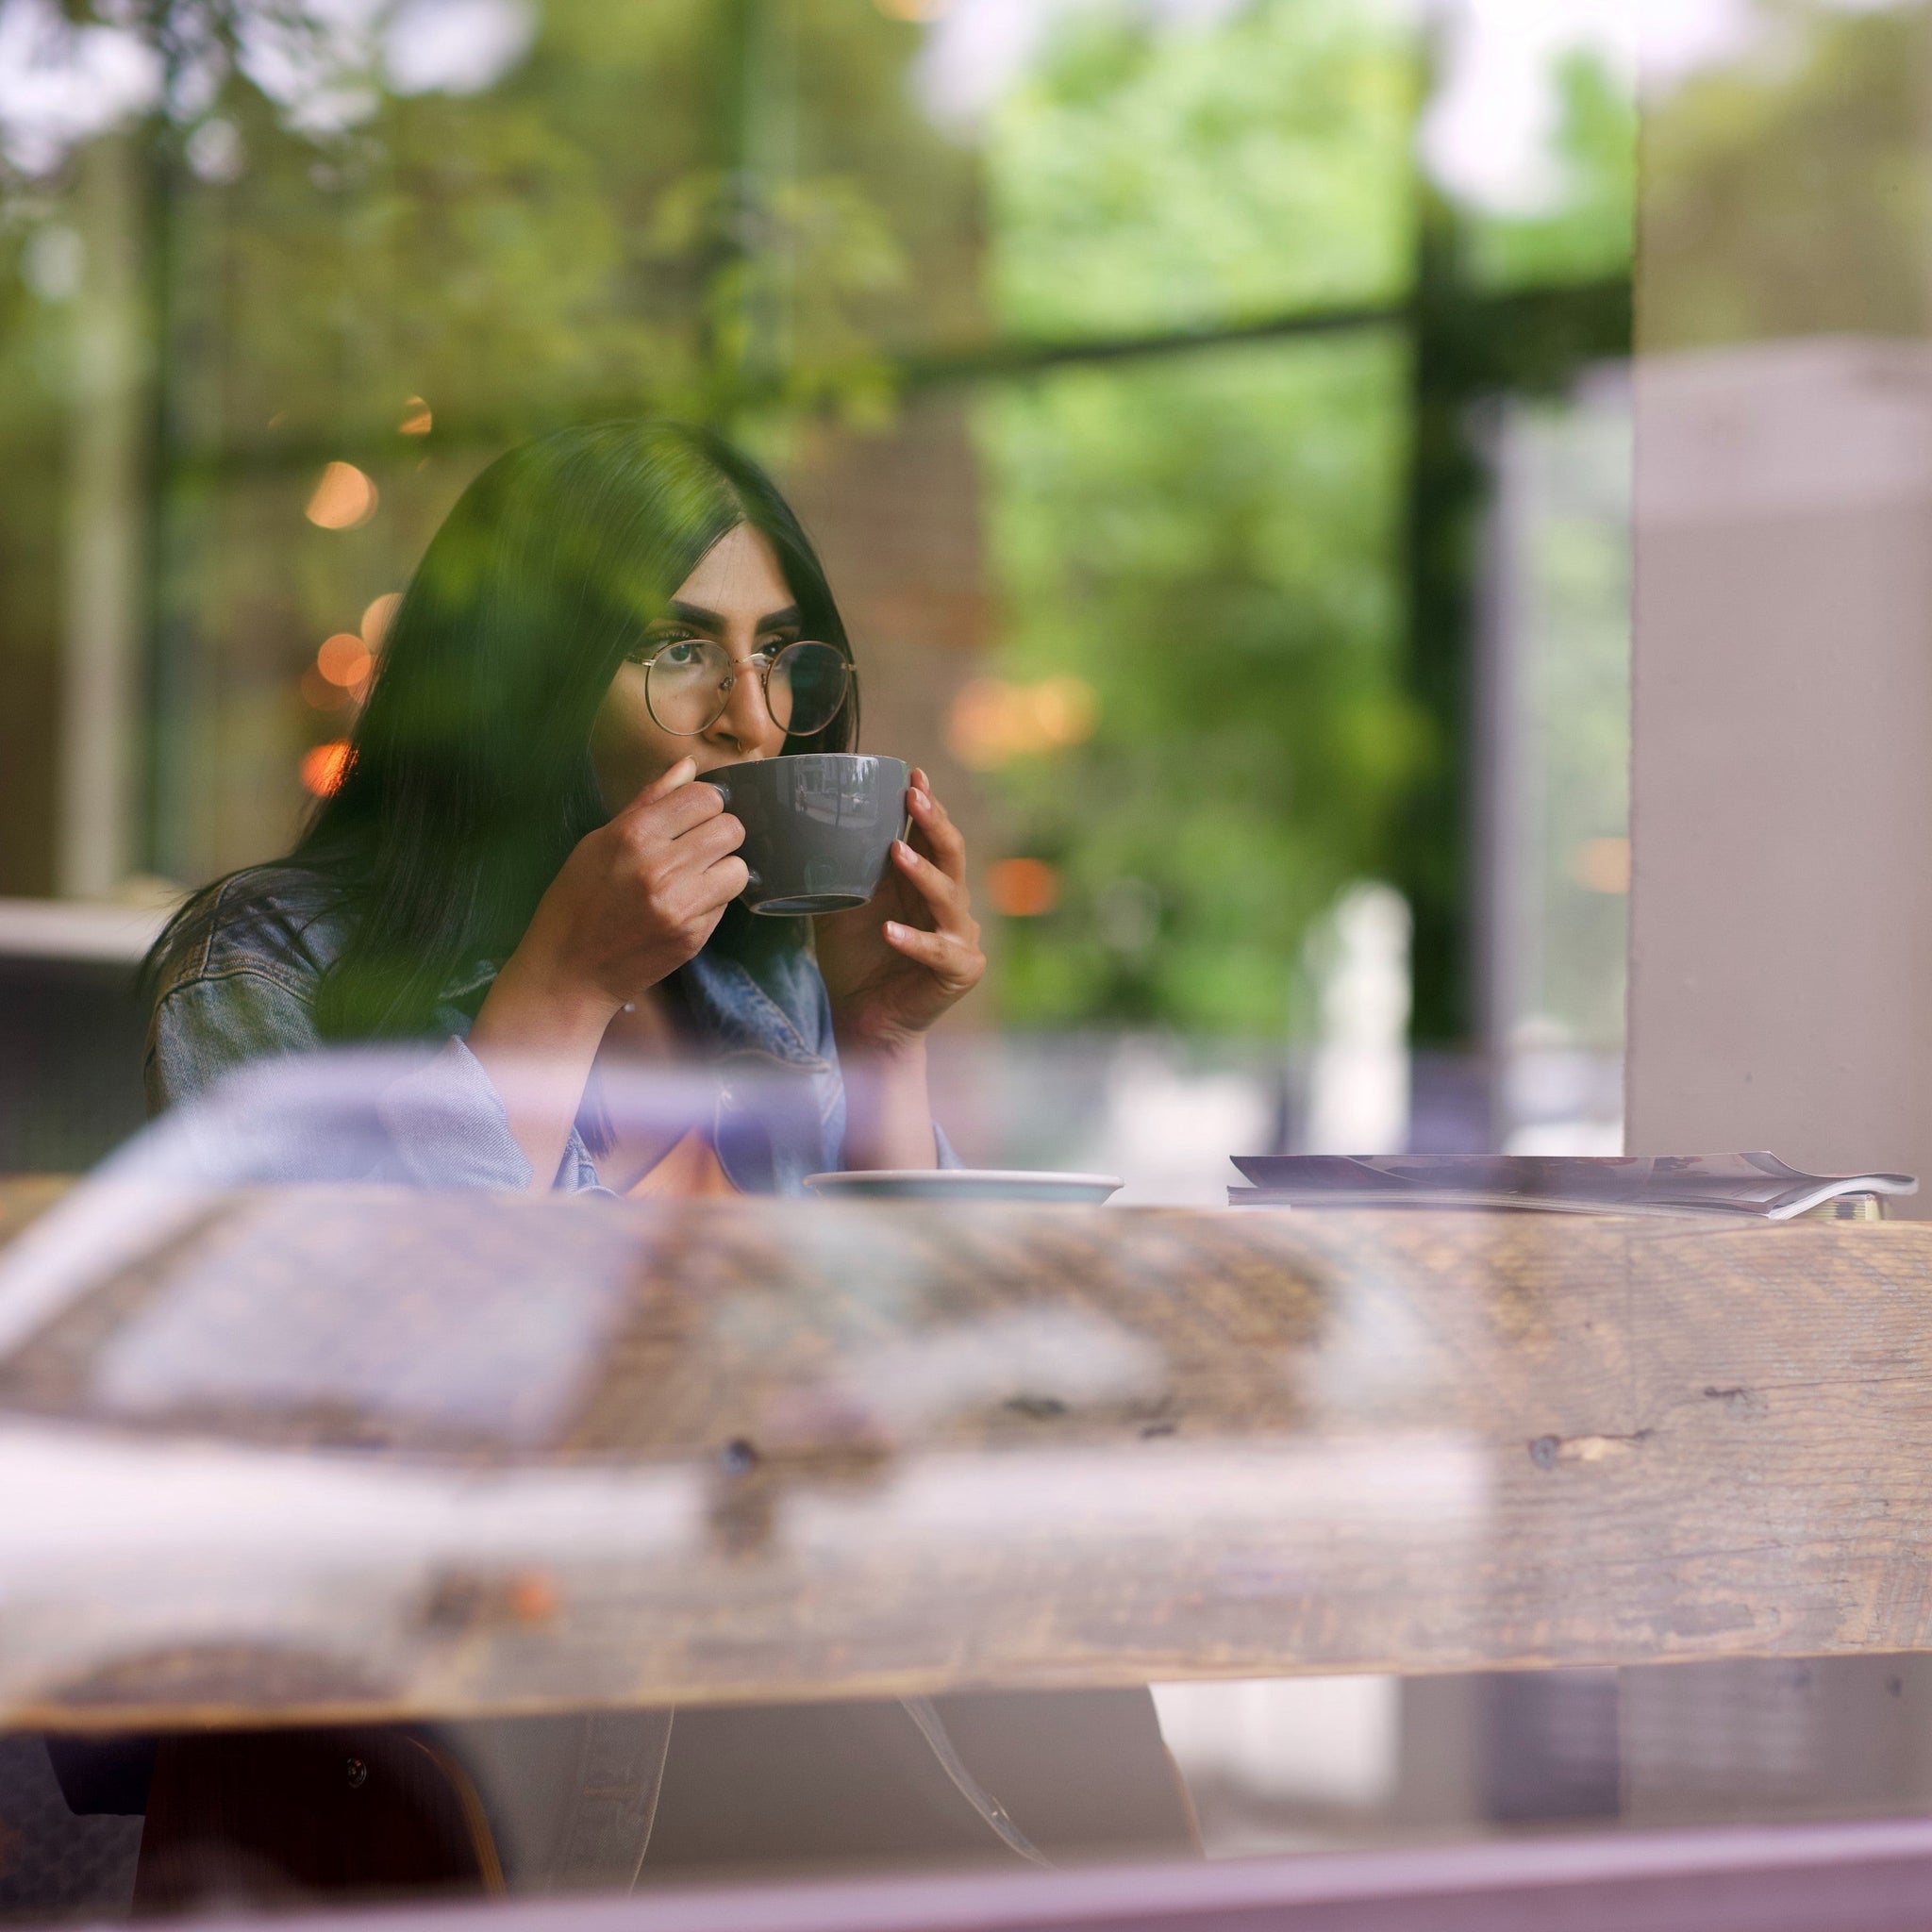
634,637,852,740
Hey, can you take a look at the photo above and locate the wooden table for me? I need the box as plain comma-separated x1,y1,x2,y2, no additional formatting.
2,1176,1929,1733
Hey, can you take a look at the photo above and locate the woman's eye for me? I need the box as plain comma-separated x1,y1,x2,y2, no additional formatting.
655,639,703,666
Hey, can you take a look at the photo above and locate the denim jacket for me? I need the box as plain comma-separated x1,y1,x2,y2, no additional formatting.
143,868,925,1194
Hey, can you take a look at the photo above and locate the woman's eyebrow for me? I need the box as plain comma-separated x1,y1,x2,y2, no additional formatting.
662,599,725,632
659,600,801,633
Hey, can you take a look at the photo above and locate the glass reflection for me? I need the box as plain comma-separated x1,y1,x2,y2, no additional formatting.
7,0,1932,1923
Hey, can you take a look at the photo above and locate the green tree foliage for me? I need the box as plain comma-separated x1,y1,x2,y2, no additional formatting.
979,335,1422,1031
990,0,1416,336
976,0,1425,1033
0,0,982,880
1641,2,1929,347
95,0,974,447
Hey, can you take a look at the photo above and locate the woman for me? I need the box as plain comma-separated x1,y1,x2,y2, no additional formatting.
143,420,985,1192
128,422,1188,1892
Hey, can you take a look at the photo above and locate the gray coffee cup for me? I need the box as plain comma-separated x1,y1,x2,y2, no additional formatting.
699,754,910,916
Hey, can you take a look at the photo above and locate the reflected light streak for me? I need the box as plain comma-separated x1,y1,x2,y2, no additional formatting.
300,741,353,797
398,396,432,435
791,1436,1489,1547
0,1424,699,1568
0,1423,699,1709
86,1190,644,1449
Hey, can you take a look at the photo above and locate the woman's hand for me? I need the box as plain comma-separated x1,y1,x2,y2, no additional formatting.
504,757,747,1021
467,758,746,1187
815,768,985,1053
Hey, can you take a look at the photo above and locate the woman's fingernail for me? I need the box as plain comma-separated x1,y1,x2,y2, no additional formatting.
885,921,906,941
894,839,914,860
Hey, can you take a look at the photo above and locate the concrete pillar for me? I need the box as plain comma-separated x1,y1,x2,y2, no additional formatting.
1627,338,1932,1206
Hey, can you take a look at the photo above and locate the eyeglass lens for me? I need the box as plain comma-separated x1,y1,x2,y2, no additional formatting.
646,640,848,738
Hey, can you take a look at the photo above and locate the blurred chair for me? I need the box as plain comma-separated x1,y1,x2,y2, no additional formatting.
0,901,158,1174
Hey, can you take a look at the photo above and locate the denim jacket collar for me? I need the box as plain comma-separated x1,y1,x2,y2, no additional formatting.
676,947,830,1072
440,940,829,1074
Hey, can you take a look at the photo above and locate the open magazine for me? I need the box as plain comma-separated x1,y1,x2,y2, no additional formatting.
1227,1153,1919,1219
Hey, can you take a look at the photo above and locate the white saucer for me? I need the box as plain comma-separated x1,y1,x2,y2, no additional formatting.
803,1169,1124,1204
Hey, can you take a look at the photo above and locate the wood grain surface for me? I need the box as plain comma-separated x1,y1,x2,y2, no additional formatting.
2,1178,1931,1730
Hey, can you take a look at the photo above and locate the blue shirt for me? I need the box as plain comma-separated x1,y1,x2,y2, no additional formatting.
144,868,900,1194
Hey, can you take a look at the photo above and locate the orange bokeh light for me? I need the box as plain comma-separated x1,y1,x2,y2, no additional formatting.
316,632,373,688
398,396,433,436
305,461,378,530
987,857,1060,918
360,591,402,651
947,675,1097,771
300,741,353,797
300,666,349,711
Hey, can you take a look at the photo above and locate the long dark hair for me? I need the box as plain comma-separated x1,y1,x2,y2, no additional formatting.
147,420,858,1040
